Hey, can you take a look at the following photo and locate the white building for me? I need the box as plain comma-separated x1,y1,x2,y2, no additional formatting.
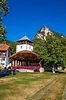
16,36,33,52
9,36,40,69
0,44,12,68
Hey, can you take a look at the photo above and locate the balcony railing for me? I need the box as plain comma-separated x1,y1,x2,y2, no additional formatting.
0,54,6,56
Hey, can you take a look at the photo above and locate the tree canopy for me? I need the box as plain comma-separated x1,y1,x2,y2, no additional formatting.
33,36,66,69
0,0,9,40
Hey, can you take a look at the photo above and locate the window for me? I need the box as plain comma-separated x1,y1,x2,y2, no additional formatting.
20,46,22,49
4,46,6,48
0,46,2,48
2,58,5,61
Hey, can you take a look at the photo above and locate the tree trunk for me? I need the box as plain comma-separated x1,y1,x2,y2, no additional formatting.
52,66,55,73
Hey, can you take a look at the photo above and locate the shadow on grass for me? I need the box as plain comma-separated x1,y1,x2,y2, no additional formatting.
45,70,66,74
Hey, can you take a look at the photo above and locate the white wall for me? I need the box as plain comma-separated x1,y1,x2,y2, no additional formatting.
16,44,33,52
0,49,11,68
0,57,6,67
6,49,11,67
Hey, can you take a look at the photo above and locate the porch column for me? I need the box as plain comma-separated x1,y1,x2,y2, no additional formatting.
15,60,17,66
12,60,15,66
18,61,20,66
20,61,22,66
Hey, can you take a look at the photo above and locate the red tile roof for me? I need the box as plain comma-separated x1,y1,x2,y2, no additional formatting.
0,44,10,51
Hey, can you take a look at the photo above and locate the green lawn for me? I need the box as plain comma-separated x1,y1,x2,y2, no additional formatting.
0,72,66,100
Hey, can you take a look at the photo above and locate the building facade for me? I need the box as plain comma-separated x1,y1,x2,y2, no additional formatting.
0,44,12,68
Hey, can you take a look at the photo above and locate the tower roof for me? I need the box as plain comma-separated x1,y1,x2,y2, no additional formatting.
17,36,33,43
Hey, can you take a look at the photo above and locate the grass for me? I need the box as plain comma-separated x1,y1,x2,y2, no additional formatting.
0,71,66,100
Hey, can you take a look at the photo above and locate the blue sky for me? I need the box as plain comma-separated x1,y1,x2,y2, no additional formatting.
3,0,66,42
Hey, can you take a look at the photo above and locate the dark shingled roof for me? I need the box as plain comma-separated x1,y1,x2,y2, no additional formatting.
17,36,33,43
9,50,39,62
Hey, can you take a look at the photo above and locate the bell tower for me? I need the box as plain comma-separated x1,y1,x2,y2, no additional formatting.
16,36,33,52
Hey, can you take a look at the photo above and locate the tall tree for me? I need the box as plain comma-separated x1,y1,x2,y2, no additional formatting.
0,0,9,40
33,39,49,67
33,35,66,73
46,36,62,67
60,37,66,68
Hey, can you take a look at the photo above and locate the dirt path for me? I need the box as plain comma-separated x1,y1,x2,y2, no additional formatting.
27,74,66,100
62,85,66,100
41,75,66,100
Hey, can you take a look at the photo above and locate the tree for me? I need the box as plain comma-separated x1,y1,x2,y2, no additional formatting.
0,17,7,40
0,0,9,16
60,37,66,68
46,36,63,72
0,0,9,40
33,35,66,73
33,38,49,67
